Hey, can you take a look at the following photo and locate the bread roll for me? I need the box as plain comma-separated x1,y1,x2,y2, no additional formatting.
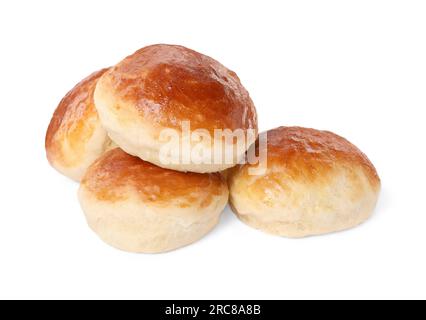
229,127,381,237
45,69,114,181
78,148,229,253
94,44,258,173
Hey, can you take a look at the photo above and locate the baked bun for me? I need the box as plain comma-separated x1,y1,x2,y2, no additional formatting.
229,127,381,237
94,44,258,173
46,69,115,181
78,148,229,253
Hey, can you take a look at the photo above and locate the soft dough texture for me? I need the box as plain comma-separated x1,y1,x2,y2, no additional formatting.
45,69,114,181
94,44,258,173
228,127,381,238
78,148,229,253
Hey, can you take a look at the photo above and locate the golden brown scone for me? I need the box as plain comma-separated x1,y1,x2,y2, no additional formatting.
94,44,258,173
229,127,381,238
45,69,115,181
78,148,229,253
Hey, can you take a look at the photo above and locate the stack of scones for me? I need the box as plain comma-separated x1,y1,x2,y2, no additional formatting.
46,44,380,253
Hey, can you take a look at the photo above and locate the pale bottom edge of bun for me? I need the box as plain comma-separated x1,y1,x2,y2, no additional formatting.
78,186,228,253
229,199,379,238
106,131,247,174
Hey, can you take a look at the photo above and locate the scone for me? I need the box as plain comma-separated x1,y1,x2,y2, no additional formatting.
94,44,258,173
45,69,114,181
78,148,229,253
228,126,381,237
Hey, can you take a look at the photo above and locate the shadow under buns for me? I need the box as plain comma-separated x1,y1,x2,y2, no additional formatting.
45,68,113,181
229,126,381,238
79,148,229,253
94,44,258,173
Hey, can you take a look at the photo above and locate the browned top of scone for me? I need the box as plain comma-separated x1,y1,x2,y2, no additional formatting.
98,44,257,132
240,126,380,187
45,68,109,165
81,148,227,206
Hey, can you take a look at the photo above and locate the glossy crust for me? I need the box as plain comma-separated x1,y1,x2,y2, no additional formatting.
252,126,379,186
229,127,381,238
94,44,258,173
79,148,229,253
98,44,257,132
81,148,226,206
45,68,113,181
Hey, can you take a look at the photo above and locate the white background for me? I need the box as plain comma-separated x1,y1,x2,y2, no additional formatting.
0,0,425,300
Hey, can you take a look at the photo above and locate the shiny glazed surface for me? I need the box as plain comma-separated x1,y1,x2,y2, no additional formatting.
101,44,257,132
